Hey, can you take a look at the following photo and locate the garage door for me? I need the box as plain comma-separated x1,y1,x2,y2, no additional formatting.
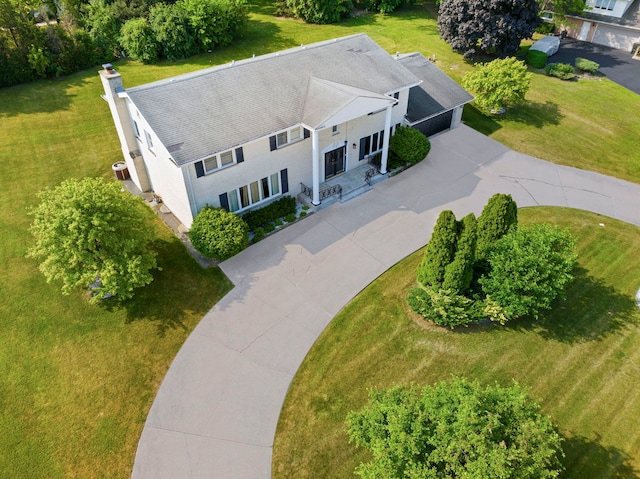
592,24,640,51
413,110,453,137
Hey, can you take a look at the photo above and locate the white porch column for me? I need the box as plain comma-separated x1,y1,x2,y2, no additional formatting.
450,105,463,129
380,104,393,175
312,129,320,205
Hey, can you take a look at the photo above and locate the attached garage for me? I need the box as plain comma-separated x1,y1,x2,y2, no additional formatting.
592,24,640,51
397,53,474,137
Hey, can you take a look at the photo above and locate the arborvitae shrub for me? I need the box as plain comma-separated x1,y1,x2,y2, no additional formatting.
442,213,477,294
575,57,599,73
189,207,249,259
476,193,518,258
417,210,458,288
546,63,575,80
525,49,548,68
389,126,431,165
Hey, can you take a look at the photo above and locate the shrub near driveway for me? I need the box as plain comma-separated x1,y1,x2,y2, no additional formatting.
189,207,249,260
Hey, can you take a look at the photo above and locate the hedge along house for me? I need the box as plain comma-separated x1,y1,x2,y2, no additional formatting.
100,34,472,229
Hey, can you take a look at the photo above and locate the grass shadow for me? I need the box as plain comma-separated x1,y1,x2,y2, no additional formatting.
462,103,503,135
101,236,232,337
508,267,639,344
562,434,640,478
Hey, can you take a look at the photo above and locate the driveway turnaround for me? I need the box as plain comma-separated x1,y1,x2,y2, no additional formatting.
131,125,640,478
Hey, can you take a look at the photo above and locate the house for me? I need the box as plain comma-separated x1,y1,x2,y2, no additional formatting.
100,34,473,229
564,0,640,52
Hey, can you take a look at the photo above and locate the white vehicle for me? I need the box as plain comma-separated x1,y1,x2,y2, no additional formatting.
530,36,560,56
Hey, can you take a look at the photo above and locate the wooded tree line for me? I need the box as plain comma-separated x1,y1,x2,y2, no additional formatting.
0,0,246,87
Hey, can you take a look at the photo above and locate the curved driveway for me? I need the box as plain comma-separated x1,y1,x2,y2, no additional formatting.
131,125,640,478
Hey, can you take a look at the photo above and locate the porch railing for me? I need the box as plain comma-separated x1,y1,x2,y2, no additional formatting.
300,182,343,201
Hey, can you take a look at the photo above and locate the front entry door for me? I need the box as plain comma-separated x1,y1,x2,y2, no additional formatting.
325,146,346,180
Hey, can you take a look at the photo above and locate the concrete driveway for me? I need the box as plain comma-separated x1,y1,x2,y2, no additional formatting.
131,125,640,479
553,38,640,94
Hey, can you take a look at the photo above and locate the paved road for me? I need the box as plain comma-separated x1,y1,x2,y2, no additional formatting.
554,38,640,95
131,125,640,478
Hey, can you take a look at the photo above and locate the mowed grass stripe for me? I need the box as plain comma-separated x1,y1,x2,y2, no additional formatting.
273,208,640,478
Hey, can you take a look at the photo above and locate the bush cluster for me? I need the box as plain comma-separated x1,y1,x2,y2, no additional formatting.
408,193,577,327
546,63,575,80
535,22,556,34
389,126,431,166
189,207,249,260
575,57,599,73
240,196,297,230
525,49,548,68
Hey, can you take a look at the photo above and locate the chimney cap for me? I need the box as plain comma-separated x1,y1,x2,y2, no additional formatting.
102,63,114,71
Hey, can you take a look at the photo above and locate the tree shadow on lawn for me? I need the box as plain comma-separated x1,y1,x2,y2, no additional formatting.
502,100,563,128
508,267,639,344
101,237,232,337
562,434,639,479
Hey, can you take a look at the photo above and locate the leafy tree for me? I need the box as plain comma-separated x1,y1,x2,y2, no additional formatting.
28,177,159,302
120,16,158,62
365,0,404,14
541,0,587,24
480,223,577,319
182,0,247,50
285,0,353,23
149,2,196,60
189,207,249,260
346,377,564,479
416,209,457,288
442,213,477,294
438,0,542,57
462,57,532,113
476,193,518,258
83,0,126,59
389,126,431,165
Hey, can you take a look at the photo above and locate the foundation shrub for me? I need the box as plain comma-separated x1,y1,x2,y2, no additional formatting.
389,126,431,165
189,207,249,259
240,196,297,230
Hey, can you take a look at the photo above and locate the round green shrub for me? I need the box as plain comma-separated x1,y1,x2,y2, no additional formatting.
189,207,249,260
389,126,431,165
545,63,575,80
525,49,548,68
252,227,266,243
575,57,599,73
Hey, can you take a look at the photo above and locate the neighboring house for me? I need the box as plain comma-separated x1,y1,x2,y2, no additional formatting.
564,0,640,51
100,34,472,229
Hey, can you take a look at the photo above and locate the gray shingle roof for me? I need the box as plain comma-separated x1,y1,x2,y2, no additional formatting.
126,34,420,166
397,53,474,124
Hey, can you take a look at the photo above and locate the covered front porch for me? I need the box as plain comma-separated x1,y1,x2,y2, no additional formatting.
298,163,388,209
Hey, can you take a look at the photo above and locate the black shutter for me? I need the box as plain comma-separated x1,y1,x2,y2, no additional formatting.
303,128,310,139
195,161,205,177
269,136,277,151
219,192,229,211
379,130,384,150
359,138,367,161
235,147,244,163
280,169,289,194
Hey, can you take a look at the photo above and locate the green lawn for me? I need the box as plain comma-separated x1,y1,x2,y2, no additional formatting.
1,0,639,477
273,208,640,478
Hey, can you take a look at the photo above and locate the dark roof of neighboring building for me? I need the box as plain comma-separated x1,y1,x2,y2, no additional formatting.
397,53,474,124
125,34,421,166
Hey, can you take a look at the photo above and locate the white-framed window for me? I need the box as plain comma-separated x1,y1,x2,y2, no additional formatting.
226,172,281,212
332,125,339,135
274,126,303,148
144,130,153,150
594,0,615,9
133,120,140,138
204,149,237,173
